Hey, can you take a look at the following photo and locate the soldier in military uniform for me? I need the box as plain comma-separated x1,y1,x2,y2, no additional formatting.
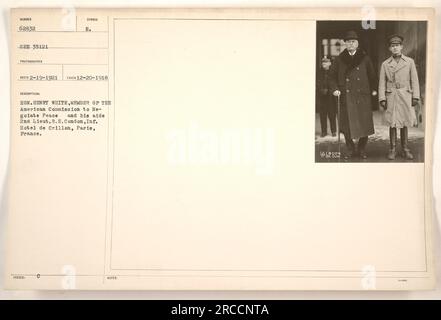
329,30,377,159
317,56,336,137
379,34,420,160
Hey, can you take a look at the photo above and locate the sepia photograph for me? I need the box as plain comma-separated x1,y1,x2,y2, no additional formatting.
2,6,437,295
315,21,427,162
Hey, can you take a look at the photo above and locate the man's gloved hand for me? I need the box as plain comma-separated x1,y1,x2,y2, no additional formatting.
412,98,419,107
380,100,387,110
372,90,377,96
333,90,341,97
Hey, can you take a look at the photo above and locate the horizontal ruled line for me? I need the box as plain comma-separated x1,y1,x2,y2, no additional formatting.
10,273,431,279
114,18,313,21
18,47,108,50
49,47,108,49
17,79,108,82
18,63,108,66
17,30,108,33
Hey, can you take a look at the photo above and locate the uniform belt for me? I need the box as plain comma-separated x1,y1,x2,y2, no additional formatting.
388,82,407,89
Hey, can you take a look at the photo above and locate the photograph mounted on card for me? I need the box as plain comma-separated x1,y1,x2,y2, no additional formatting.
315,20,427,163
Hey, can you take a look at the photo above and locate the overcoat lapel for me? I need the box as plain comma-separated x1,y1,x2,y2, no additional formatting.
340,49,366,75
394,56,408,72
387,55,408,75
385,58,395,80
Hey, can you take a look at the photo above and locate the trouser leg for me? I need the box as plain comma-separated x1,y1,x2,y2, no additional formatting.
343,132,355,149
358,136,368,151
319,100,328,136
328,97,337,135
357,136,368,159
400,126,414,160
342,132,355,159
387,127,397,160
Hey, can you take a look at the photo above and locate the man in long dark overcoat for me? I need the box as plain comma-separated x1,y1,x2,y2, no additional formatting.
329,30,378,159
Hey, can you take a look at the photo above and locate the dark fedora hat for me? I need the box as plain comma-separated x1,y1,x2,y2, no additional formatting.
388,34,404,45
344,30,359,41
